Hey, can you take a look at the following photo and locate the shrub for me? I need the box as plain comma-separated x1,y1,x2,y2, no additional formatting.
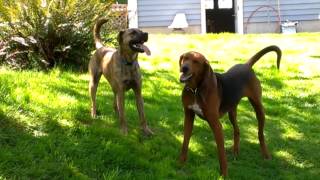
0,0,120,70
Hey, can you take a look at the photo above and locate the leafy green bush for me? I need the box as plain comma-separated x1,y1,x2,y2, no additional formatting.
0,0,119,70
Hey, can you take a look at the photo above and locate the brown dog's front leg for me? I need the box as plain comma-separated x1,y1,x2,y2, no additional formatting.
207,115,228,177
133,88,153,136
116,91,128,135
179,109,195,163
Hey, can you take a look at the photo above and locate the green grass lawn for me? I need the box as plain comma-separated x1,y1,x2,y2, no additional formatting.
1,33,320,179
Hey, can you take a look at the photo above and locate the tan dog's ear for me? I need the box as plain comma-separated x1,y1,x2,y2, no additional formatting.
117,30,125,44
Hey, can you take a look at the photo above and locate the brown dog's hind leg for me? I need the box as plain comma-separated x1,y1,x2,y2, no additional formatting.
249,97,271,159
228,108,240,157
89,70,102,118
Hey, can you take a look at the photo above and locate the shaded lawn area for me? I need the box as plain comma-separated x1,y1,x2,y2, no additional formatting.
0,33,320,179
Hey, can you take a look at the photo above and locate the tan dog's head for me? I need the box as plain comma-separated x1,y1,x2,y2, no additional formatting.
118,28,151,55
179,51,211,86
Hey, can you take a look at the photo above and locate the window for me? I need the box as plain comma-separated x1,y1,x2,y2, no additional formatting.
219,0,233,9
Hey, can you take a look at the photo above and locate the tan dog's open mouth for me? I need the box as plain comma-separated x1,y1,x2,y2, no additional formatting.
130,41,151,56
180,73,192,83
134,43,151,56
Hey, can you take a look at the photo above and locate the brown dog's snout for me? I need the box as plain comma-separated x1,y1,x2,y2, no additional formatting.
143,32,148,42
181,64,189,74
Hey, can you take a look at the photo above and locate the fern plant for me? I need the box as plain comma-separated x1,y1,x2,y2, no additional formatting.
0,0,118,70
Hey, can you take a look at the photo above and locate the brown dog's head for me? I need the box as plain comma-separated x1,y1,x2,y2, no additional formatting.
118,28,151,55
179,51,211,86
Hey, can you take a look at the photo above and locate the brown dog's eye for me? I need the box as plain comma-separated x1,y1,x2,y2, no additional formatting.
192,60,199,64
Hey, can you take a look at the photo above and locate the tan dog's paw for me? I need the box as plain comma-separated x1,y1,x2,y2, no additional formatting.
142,126,154,136
120,126,128,136
91,109,97,118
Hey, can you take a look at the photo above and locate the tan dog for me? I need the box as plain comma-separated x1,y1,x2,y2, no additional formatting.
88,18,153,135
178,46,281,176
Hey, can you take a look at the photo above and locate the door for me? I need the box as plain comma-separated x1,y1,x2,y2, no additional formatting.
206,0,235,33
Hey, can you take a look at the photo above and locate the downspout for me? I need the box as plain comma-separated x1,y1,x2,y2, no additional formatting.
277,0,282,22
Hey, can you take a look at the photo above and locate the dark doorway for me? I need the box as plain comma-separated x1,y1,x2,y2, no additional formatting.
206,0,235,33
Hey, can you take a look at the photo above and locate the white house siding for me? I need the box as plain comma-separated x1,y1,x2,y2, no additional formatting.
137,0,202,33
244,0,320,33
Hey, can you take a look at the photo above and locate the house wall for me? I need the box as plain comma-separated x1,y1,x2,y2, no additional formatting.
244,0,320,33
137,0,202,33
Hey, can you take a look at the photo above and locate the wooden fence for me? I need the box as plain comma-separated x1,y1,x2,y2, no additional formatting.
110,4,128,29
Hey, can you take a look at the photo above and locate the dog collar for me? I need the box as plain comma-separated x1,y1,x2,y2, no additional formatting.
121,58,136,66
185,86,198,95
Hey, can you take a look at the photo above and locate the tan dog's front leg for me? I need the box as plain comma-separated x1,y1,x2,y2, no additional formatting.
133,88,153,135
207,114,228,177
179,109,195,163
116,91,128,135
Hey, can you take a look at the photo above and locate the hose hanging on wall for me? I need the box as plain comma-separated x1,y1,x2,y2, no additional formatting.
244,5,281,34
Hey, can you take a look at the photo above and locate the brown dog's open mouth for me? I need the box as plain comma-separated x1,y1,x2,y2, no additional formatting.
130,42,151,56
180,73,193,83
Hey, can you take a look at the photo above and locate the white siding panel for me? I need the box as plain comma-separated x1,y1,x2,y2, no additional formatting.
244,0,320,23
137,0,201,27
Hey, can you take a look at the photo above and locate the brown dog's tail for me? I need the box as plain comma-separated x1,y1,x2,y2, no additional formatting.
93,18,108,49
246,45,282,69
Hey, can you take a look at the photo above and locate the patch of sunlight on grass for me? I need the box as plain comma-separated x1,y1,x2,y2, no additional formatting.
280,121,304,140
32,129,48,137
244,124,259,143
79,74,89,81
189,140,206,156
275,150,313,169
173,133,183,143
298,63,320,78
57,94,78,107
139,61,153,70
58,119,74,128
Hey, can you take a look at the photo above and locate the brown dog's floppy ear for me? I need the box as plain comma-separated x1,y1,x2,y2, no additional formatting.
117,30,124,44
179,54,184,67
203,59,213,77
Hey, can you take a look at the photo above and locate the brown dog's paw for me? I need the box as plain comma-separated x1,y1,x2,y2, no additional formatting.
178,155,187,164
263,153,272,160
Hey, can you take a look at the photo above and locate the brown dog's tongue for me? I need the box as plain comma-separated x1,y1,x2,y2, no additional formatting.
141,44,151,56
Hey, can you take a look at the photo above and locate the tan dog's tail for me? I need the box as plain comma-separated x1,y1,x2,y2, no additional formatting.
93,18,108,49
246,45,282,69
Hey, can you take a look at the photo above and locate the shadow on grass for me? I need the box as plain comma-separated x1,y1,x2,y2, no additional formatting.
310,55,320,59
1,67,319,179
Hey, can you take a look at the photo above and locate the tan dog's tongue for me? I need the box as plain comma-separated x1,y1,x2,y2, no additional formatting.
141,44,151,56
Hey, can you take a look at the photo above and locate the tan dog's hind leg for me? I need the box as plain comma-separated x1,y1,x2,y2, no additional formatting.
228,108,240,157
113,92,119,117
89,68,102,118
133,88,153,136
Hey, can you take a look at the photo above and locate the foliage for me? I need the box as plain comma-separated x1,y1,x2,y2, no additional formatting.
0,33,320,179
0,0,118,70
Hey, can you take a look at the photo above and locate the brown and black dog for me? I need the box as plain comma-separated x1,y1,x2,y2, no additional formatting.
178,45,281,176
88,18,153,135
